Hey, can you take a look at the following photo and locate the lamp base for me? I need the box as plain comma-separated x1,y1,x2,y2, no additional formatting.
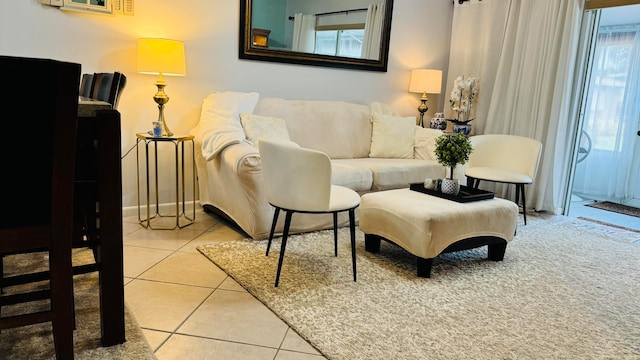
156,104,173,137
154,77,173,136
417,93,429,127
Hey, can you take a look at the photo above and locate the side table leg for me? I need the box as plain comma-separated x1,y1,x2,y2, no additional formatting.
136,138,142,224
174,141,179,228
145,141,152,227
190,139,196,222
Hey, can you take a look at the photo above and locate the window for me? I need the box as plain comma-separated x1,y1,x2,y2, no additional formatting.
62,0,112,14
314,29,365,58
585,25,639,151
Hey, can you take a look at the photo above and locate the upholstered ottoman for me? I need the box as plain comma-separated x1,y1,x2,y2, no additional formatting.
359,188,519,277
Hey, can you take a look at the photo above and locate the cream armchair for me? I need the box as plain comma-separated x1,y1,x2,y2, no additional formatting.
465,134,542,225
258,138,360,287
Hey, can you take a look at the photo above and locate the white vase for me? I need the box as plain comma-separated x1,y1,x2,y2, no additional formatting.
441,178,460,196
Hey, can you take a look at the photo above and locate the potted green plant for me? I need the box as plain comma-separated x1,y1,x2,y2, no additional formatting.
434,132,473,194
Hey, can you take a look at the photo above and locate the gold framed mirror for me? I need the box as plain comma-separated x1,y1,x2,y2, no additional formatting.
239,0,394,72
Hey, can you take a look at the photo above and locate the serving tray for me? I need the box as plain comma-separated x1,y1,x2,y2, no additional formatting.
409,183,495,203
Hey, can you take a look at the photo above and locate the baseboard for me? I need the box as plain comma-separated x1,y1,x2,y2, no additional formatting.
122,201,201,218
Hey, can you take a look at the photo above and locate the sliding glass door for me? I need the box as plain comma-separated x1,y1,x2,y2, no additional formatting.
571,5,640,207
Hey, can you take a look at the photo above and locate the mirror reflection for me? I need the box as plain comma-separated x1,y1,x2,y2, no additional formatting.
240,0,394,72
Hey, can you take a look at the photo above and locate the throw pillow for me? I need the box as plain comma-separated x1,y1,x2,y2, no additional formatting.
369,113,416,159
414,126,444,161
239,113,290,146
199,91,260,160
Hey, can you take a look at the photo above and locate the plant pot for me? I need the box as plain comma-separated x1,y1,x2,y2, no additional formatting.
441,178,460,195
453,123,472,135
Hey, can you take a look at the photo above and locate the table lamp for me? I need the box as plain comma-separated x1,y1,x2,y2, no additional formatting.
137,38,186,136
409,69,442,127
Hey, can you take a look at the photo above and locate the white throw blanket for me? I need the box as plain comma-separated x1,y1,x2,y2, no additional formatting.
199,91,260,160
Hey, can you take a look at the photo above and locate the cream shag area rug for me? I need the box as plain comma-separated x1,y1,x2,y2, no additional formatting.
0,249,156,359
198,219,640,360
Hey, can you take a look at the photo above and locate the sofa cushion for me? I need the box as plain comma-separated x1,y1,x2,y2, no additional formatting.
200,91,260,160
369,113,416,159
414,126,443,161
331,162,373,192
334,158,445,191
240,113,290,146
254,98,373,159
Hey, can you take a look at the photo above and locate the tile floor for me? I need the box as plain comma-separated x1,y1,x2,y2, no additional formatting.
566,196,640,232
123,209,326,360
123,200,639,359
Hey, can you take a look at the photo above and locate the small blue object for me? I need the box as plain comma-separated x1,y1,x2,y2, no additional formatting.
435,178,442,192
152,122,162,137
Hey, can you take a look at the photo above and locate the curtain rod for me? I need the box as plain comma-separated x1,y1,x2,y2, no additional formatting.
288,8,367,21
456,0,482,4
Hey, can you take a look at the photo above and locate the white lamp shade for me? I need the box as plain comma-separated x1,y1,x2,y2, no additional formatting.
137,38,186,76
409,69,442,94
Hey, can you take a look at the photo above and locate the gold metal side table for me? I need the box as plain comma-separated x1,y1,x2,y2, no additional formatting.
136,133,196,229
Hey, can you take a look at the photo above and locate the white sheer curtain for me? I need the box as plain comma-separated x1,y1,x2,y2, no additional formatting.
360,3,385,60
444,0,511,132
448,0,586,213
291,13,316,53
572,23,640,202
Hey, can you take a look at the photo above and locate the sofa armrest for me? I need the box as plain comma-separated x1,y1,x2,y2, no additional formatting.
195,138,277,238
192,119,260,175
222,141,261,173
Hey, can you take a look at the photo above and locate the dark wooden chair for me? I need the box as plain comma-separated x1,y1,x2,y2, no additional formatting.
0,55,81,359
90,71,127,109
75,71,126,274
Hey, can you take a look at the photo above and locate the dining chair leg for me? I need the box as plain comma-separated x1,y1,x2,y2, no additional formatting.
518,184,528,225
266,207,280,256
50,254,75,359
349,208,357,282
274,211,293,287
333,212,338,256
0,256,4,294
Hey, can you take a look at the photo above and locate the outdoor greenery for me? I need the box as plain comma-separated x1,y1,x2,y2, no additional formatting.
434,132,473,179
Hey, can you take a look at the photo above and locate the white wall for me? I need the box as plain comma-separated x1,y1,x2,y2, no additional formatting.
0,0,453,211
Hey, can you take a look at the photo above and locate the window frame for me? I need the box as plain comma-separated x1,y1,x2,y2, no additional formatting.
61,0,112,14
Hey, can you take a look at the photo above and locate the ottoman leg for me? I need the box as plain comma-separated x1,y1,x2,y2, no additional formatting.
417,257,433,278
364,234,381,253
487,242,507,261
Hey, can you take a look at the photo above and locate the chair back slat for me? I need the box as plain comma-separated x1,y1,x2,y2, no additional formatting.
90,71,127,109
80,73,94,98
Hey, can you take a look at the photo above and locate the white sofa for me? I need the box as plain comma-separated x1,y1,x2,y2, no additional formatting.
191,91,451,239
